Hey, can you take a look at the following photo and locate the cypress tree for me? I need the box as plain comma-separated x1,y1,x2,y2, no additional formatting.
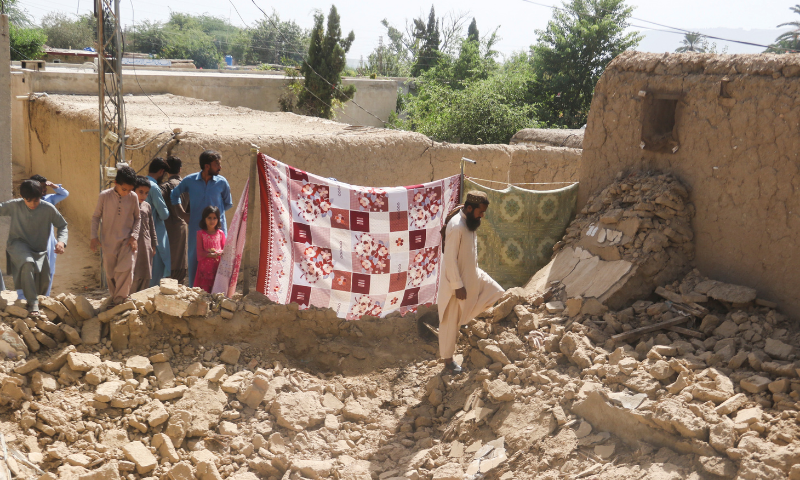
467,18,479,43
298,5,356,119
412,6,440,76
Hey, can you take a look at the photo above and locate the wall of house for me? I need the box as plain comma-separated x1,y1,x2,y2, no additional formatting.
23,68,398,127
21,96,582,243
581,51,800,319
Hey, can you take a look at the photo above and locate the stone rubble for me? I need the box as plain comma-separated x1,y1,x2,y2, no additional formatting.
0,173,799,480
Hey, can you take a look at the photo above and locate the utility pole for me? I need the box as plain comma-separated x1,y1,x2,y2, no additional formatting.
95,0,126,287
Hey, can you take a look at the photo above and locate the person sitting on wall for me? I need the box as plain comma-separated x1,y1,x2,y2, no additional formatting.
0,179,68,317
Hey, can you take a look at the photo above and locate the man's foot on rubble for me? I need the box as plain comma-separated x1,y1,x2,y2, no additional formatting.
444,360,463,375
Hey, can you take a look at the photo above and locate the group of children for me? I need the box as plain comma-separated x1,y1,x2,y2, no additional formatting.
0,154,229,316
91,166,226,306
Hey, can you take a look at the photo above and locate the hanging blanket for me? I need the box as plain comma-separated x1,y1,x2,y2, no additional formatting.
257,154,461,319
212,179,249,297
463,178,579,290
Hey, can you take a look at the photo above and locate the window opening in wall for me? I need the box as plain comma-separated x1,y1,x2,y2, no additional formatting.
640,92,680,153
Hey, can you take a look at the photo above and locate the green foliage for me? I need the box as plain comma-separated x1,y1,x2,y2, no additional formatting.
530,0,641,128
41,13,96,50
358,35,404,77
10,24,46,60
411,6,441,76
392,52,538,144
467,18,479,43
6,0,33,28
128,13,222,69
248,13,308,65
675,32,707,53
296,6,356,119
767,4,800,52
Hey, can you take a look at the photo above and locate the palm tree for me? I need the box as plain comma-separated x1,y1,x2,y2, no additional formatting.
676,32,707,53
767,4,800,53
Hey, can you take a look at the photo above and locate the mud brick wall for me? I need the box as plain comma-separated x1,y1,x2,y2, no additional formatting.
22,97,581,242
580,52,800,319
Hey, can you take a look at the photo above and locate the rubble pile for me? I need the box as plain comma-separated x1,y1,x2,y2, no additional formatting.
541,171,695,310
0,171,797,480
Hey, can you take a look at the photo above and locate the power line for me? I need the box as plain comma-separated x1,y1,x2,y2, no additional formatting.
127,0,173,130
520,0,795,53
249,0,388,125
225,0,382,125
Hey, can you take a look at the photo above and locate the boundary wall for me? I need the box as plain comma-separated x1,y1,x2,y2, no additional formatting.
581,51,800,319
17,67,397,128
18,95,581,244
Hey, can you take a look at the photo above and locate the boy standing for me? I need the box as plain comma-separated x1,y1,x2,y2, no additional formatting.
17,175,69,298
90,166,140,306
0,179,68,316
146,157,171,286
132,176,157,293
161,156,189,284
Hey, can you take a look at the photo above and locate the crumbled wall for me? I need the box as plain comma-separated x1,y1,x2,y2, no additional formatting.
22,97,581,243
581,52,800,319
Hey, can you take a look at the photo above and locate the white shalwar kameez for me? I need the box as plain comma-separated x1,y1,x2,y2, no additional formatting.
437,211,504,359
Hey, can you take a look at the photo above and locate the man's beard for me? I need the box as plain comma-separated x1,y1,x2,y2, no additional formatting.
465,210,481,231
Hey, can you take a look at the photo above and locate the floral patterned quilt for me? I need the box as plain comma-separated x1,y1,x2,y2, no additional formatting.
464,178,579,290
257,154,461,320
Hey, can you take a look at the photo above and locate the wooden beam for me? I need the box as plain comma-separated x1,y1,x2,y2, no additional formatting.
611,315,691,344
241,145,258,295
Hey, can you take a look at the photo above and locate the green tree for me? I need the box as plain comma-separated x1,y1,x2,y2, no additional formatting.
10,24,46,60
767,4,800,52
296,6,356,119
248,12,308,65
412,6,441,76
392,54,538,144
128,13,222,69
41,13,96,50
360,35,404,77
675,32,707,52
6,0,33,27
467,18,479,43
531,0,641,128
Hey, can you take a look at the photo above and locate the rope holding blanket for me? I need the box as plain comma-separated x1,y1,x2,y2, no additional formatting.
440,205,464,253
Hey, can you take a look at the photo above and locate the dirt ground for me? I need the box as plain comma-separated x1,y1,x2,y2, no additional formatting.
50,94,357,138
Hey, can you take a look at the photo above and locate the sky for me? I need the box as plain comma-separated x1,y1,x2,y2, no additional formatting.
21,0,795,60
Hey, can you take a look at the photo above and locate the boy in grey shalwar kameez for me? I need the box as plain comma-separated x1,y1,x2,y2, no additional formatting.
0,179,68,315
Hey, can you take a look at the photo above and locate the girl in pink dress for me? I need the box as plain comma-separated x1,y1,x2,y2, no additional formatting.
194,206,226,293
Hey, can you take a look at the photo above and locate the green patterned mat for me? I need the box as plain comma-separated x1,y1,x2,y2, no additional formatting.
464,179,578,290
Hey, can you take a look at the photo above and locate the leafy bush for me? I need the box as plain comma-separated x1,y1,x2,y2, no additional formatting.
10,24,46,60
41,13,95,50
392,57,539,144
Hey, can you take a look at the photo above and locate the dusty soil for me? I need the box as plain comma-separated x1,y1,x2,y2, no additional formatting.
48,94,356,138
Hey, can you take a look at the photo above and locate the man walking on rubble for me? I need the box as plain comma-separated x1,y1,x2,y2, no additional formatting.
170,150,233,287
438,191,504,374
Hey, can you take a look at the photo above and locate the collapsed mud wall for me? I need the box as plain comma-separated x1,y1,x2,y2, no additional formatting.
581,52,800,320
22,96,581,241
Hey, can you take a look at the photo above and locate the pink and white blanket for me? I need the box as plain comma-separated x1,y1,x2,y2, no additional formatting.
256,153,461,319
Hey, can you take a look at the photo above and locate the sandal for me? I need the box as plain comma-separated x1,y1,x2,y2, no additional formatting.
29,310,45,320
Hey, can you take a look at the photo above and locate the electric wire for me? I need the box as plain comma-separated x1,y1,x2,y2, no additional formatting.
127,0,173,130
520,0,796,53
249,0,388,124
226,0,366,126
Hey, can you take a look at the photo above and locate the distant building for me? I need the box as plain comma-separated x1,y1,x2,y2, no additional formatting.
42,47,98,64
